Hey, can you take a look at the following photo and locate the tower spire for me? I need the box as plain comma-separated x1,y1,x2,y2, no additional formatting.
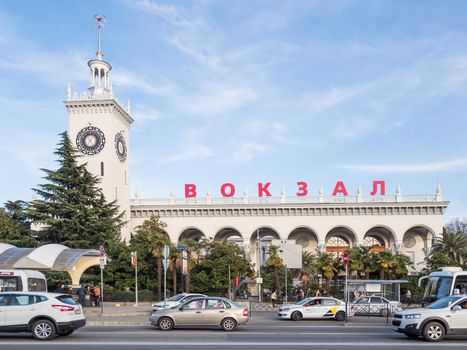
94,14,106,60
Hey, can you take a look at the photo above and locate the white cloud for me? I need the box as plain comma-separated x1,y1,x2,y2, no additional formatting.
337,158,467,173
160,128,215,163
231,142,270,164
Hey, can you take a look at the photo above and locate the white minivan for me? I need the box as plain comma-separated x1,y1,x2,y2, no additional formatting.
0,270,47,292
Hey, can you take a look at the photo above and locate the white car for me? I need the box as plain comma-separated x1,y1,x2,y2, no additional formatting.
152,293,207,311
392,295,467,341
351,296,401,316
278,297,353,321
0,292,85,340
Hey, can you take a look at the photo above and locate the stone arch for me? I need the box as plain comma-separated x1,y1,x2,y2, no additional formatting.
250,227,281,268
214,227,243,243
288,226,319,253
178,227,205,242
363,225,397,252
325,226,357,256
401,225,436,273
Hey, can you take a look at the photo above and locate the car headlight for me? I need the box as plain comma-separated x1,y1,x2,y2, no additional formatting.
282,308,290,312
404,314,421,319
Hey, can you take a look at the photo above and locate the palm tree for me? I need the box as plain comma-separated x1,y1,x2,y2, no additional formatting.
132,215,169,301
169,245,180,296
348,247,366,279
297,251,318,290
266,245,283,290
375,250,395,279
317,253,338,292
393,254,412,278
430,232,467,266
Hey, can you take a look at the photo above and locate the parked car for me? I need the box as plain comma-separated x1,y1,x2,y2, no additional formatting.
350,296,401,316
392,295,467,341
150,296,249,331
0,292,85,340
278,297,353,321
152,293,207,311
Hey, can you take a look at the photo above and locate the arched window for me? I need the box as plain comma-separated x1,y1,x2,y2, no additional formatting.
363,236,385,252
326,236,349,256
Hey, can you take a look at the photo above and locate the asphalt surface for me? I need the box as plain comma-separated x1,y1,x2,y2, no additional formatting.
1,313,467,349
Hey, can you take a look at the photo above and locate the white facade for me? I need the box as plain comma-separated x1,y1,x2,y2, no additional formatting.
65,18,133,238
130,194,448,273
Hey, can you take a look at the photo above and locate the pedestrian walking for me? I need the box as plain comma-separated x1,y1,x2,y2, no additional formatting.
315,289,321,297
271,290,278,307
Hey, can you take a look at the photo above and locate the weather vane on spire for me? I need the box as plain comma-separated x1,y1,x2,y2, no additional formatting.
94,14,106,60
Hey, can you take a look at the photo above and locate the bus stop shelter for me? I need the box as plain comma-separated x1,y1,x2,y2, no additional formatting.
346,279,409,302
0,243,101,287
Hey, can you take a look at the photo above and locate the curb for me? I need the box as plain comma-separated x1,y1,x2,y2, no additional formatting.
87,321,151,327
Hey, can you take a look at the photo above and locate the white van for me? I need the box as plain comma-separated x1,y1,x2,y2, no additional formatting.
0,270,47,292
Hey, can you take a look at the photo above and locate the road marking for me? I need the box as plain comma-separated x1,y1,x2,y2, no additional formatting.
79,331,392,336
2,341,467,347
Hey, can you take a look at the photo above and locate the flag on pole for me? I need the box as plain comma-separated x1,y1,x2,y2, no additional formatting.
131,251,137,266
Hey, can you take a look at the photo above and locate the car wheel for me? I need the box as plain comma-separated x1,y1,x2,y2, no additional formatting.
380,308,389,317
423,321,445,342
335,311,345,321
58,330,74,336
221,318,237,331
32,319,56,341
291,311,302,321
158,317,174,331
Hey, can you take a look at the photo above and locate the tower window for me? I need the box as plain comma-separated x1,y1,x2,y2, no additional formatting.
100,162,104,176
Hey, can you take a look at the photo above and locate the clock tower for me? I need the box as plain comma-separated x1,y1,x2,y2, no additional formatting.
65,15,133,241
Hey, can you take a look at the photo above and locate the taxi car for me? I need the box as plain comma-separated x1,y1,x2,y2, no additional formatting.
392,295,467,342
278,297,352,321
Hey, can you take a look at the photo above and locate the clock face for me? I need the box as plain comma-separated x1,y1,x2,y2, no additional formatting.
114,132,127,162
76,126,105,155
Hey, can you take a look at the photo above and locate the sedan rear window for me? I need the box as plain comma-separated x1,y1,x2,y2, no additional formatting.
55,295,77,305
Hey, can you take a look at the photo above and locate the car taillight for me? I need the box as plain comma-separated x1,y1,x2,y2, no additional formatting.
243,308,249,317
52,304,75,312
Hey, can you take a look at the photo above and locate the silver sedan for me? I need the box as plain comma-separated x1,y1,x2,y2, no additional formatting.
149,297,250,331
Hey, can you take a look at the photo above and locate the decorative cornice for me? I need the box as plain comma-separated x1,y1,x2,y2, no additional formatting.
64,98,134,126
130,201,449,219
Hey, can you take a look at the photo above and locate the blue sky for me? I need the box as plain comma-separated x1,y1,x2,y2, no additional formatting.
0,0,466,221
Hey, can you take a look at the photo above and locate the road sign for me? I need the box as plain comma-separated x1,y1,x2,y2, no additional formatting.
99,257,106,269
99,245,106,257
342,252,349,265
176,244,188,250
163,245,170,259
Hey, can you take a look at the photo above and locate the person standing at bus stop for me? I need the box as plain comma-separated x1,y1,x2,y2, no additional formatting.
78,285,86,306
406,290,412,307
93,284,101,307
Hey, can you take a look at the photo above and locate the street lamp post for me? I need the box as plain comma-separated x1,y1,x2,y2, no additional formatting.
257,229,262,302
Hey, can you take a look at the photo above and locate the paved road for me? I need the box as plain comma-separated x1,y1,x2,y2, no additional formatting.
1,313,467,350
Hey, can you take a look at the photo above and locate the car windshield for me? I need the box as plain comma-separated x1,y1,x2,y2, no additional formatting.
428,295,462,309
297,298,313,305
167,294,186,302
423,276,453,302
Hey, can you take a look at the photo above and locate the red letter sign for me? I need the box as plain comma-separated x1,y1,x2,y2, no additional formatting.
370,180,386,195
220,183,236,197
258,182,272,197
184,184,197,198
332,181,348,196
296,181,308,196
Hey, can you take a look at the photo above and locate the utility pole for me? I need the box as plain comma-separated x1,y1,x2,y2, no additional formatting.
257,229,262,302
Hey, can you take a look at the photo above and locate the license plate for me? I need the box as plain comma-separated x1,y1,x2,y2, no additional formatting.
74,309,82,314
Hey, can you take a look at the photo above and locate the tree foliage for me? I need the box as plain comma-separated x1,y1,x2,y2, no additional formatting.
189,240,253,294
0,201,38,247
28,132,124,249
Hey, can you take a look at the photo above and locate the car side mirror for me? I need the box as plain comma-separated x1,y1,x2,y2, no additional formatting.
452,305,462,312
179,307,184,311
